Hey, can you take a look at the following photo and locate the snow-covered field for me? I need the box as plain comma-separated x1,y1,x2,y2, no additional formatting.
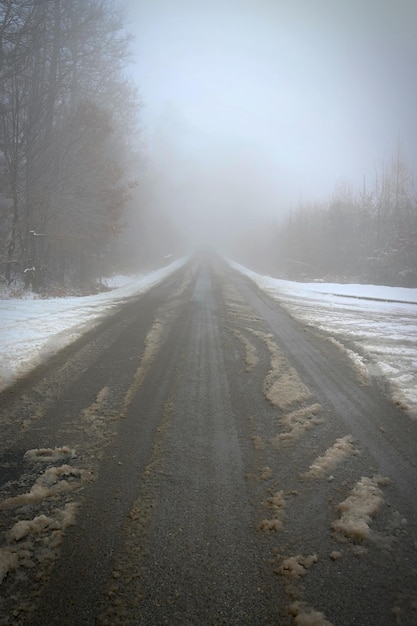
0,258,187,391
230,261,417,418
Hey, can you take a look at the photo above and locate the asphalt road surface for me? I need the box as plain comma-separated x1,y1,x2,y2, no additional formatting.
1,257,417,626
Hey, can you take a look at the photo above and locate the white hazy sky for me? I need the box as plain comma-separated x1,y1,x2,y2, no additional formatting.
124,0,417,244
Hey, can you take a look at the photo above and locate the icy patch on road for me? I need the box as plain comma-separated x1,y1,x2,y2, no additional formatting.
274,553,334,625
260,466,273,481
0,465,87,510
332,475,388,541
270,403,323,447
24,447,75,464
258,518,283,532
251,434,265,450
288,601,333,626
302,435,354,479
275,553,319,580
0,501,78,586
10,514,61,541
250,329,312,411
232,329,259,372
0,548,18,584
266,368,312,411
258,490,286,533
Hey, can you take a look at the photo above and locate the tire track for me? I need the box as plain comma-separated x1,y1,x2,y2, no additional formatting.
106,267,280,624
221,271,336,623
220,263,417,625
0,265,197,624
2,259,417,624
97,398,174,626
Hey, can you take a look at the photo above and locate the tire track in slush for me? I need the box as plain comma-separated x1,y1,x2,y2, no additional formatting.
2,261,417,624
222,266,417,625
245,323,336,623
0,384,112,623
99,268,281,625
0,317,168,624
28,285,194,625
97,397,174,626
0,269,196,625
221,274,337,623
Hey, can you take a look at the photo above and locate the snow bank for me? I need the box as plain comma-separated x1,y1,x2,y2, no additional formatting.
0,257,188,392
230,261,417,417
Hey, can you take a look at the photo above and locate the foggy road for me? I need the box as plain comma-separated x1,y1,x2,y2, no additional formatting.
1,258,417,625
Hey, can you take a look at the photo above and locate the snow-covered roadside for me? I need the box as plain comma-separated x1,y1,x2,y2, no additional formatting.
230,261,417,418
0,258,188,392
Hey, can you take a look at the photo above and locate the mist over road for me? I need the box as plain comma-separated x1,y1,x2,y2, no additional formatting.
1,258,417,625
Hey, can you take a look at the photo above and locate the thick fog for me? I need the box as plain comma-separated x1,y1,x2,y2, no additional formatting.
125,0,417,254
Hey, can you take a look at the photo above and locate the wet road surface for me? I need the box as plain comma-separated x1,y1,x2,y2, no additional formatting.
1,258,417,625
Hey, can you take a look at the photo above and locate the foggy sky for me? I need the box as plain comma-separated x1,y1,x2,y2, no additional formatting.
125,0,417,246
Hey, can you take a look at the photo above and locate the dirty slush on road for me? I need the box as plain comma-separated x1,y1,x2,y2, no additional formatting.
0,258,417,625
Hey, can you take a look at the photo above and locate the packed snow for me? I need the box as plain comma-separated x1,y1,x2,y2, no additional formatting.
0,258,186,391
230,261,417,418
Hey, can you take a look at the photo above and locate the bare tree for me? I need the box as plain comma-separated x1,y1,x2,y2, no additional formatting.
273,143,417,286
0,0,142,290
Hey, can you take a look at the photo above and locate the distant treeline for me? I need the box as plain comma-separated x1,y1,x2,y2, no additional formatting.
0,0,142,292
275,144,417,287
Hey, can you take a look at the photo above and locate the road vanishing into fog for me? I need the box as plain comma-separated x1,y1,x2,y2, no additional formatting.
1,257,417,625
